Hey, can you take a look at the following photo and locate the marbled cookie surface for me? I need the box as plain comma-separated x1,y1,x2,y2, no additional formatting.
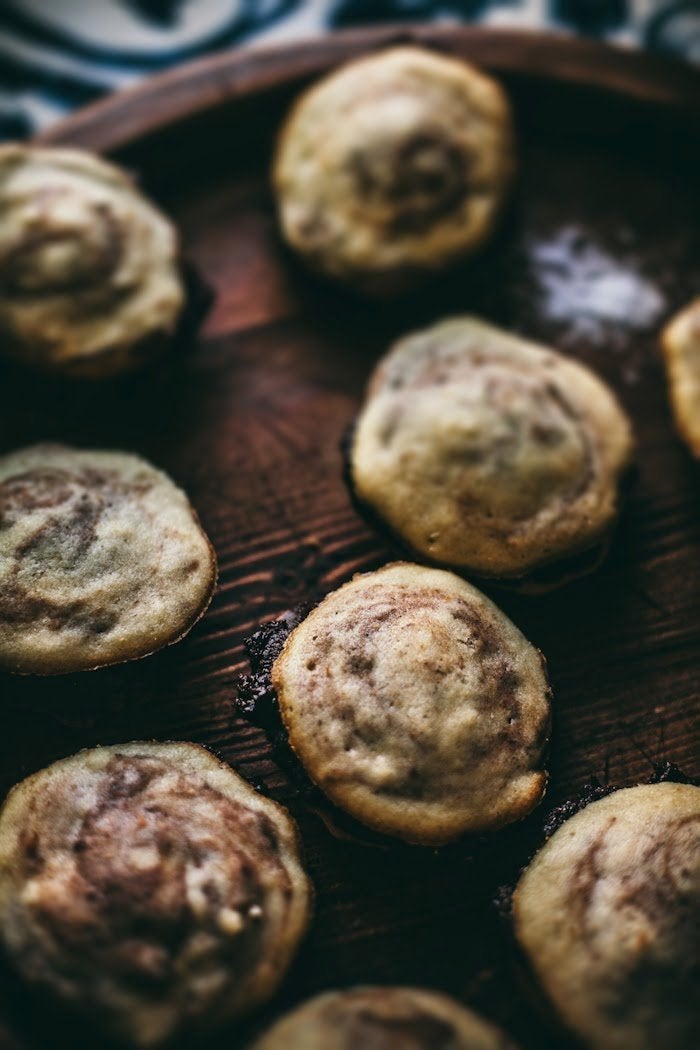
0,145,184,376
661,298,700,457
0,444,216,674
351,317,634,584
272,563,551,845
273,47,514,294
252,986,520,1049
0,742,312,1047
513,782,700,1050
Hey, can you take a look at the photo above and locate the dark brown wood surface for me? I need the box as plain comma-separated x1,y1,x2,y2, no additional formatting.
0,26,699,1049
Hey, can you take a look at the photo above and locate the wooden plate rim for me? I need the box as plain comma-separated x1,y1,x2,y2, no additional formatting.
36,24,700,153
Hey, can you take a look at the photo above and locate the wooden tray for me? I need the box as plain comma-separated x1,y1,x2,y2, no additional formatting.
1,26,699,1049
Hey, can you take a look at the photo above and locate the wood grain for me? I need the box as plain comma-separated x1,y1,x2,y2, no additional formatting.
0,26,699,1050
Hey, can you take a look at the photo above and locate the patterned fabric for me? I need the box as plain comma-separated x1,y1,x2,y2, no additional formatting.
0,0,698,138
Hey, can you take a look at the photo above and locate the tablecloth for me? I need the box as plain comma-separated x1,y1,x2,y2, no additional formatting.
0,0,698,139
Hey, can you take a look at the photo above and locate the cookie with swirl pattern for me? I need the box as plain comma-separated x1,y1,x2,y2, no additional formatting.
0,145,185,377
272,562,551,846
272,47,514,294
349,317,634,588
513,782,700,1050
251,986,520,1049
0,444,216,674
661,298,700,458
0,742,312,1047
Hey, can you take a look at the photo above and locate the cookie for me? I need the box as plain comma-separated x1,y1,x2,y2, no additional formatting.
251,986,519,1049
273,47,514,294
0,742,312,1047
0,444,217,674
661,298,700,457
513,783,700,1050
0,145,185,376
350,317,634,586
271,562,551,845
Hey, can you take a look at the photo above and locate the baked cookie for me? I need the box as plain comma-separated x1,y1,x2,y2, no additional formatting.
0,742,312,1047
661,298,700,457
0,144,185,376
0,444,216,674
251,986,519,1049
513,782,700,1050
350,317,634,586
273,47,514,294
271,562,551,845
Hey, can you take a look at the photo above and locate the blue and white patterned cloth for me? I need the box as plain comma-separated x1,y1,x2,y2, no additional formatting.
0,0,698,139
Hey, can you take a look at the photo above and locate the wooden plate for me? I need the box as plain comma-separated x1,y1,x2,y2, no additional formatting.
1,26,699,1049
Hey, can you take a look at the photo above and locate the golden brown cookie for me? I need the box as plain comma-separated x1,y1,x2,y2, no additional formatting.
661,298,700,457
0,742,312,1047
273,47,514,294
0,145,185,376
0,444,216,674
350,317,634,586
272,562,551,845
251,986,520,1049
513,783,700,1050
